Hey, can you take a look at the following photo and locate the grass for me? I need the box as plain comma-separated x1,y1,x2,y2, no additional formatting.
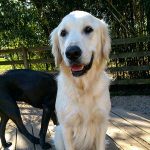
0,57,12,73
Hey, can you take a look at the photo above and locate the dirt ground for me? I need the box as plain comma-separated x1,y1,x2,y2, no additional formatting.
111,95,150,119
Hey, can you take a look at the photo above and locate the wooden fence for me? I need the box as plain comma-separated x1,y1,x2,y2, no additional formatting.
0,46,53,68
109,36,150,84
0,36,150,85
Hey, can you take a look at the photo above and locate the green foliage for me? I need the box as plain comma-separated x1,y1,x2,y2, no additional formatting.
0,58,12,72
0,0,47,49
1,0,149,49
0,0,150,77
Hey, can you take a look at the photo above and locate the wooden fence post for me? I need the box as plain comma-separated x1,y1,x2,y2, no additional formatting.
22,48,29,69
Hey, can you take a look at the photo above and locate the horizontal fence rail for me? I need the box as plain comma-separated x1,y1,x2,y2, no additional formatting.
112,36,150,45
110,51,150,59
109,65,150,72
0,46,50,54
111,79,150,85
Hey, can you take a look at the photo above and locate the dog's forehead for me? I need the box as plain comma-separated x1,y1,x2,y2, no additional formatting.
58,11,99,30
69,11,92,18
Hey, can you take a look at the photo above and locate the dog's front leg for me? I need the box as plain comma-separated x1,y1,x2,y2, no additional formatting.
96,122,108,150
39,103,52,149
62,126,74,150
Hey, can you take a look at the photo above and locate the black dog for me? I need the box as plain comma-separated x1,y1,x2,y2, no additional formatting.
0,69,57,149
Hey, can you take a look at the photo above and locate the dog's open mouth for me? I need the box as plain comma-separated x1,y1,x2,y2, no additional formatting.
71,64,84,72
70,53,94,77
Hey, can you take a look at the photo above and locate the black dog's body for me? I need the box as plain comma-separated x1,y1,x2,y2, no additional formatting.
0,69,57,149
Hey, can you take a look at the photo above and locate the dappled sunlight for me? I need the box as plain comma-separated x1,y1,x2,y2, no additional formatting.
107,109,150,150
1,103,150,149
2,124,17,150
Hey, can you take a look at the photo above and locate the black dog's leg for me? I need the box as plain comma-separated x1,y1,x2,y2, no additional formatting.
51,111,58,125
39,103,52,149
0,98,39,145
10,109,40,145
0,113,12,148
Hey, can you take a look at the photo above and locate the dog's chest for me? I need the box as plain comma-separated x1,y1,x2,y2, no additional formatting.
61,94,103,149
79,94,102,117
68,92,104,122
67,93,104,149
56,80,107,125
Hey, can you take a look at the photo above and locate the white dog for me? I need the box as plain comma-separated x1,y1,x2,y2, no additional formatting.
50,10,111,150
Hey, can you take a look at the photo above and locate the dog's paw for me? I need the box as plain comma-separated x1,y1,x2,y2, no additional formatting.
3,142,12,148
41,142,51,149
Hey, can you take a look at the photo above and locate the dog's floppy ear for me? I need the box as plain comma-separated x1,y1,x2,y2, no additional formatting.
50,27,62,67
99,20,111,60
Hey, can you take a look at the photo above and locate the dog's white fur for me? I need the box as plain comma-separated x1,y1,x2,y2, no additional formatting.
50,11,111,150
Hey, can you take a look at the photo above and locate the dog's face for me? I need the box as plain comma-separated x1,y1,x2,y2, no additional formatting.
50,11,111,77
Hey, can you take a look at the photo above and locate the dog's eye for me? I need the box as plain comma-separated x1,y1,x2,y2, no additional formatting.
84,26,93,34
60,29,67,37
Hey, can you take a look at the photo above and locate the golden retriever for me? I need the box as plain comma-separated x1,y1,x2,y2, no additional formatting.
50,10,111,150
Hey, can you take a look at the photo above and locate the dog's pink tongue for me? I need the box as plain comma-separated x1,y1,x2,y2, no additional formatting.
71,64,84,72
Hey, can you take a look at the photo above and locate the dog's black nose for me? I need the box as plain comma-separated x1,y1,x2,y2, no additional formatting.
66,46,82,61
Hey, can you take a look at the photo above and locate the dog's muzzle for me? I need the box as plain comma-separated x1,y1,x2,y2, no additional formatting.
72,53,94,77
65,46,94,77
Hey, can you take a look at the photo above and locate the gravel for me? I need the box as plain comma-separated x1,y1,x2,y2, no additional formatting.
111,96,150,119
